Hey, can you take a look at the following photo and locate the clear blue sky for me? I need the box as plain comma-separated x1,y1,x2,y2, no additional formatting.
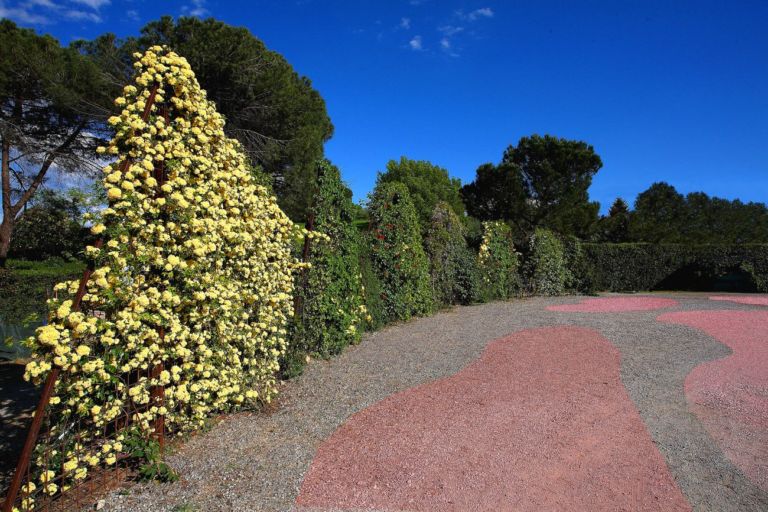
3,0,766,212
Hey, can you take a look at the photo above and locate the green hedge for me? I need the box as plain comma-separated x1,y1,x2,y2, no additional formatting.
477,221,520,301
368,182,434,323
425,202,479,306
286,161,367,377
0,259,84,324
524,228,569,296
581,243,768,292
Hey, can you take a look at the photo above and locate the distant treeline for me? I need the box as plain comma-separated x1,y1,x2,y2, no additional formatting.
594,184,768,245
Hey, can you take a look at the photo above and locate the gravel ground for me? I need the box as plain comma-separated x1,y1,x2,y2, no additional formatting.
103,293,768,512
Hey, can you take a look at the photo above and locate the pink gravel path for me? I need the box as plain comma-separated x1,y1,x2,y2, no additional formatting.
296,326,690,512
709,295,768,307
546,296,679,312
658,310,768,492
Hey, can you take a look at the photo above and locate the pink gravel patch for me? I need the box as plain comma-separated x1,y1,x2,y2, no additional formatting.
296,326,690,512
547,296,679,312
658,310,768,491
709,295,768,307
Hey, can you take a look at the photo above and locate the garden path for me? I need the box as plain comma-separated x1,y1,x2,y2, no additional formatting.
100,294,768,512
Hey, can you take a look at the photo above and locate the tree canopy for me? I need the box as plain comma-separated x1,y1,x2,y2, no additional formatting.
77,16,334,222
626,182,768,244
376,156,464,231
0,19,114,265
461,134,602,237
594,197,630,243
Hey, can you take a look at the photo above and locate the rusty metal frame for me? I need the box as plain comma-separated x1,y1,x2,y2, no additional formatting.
2,83,168,512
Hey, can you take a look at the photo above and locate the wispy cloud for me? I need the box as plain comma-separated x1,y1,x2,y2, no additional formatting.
399,17,411,29
71,0,110,8
455,7,494,21
468,7,493,20
125,9,139,21
409,35,423,51
0,0,108,24
438,25,464,37
436,7,494,57
64,8,101,21
0,1,50,23
182,0,209,17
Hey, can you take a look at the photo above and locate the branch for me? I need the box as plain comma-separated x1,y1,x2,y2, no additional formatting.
10,121,86,217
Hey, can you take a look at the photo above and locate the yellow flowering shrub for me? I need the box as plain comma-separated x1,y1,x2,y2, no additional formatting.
21,46,304,498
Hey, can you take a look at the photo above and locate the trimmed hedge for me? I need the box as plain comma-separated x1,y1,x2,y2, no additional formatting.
581,243,768,292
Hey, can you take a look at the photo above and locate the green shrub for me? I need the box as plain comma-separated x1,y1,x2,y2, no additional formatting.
477,221,520,301
561,235,597,294
425,202,479,306
9,190,91,261
287,161,367,375
0,258,84,324
359,241,386,330
376,157,465,231
581,243,768,292
368,182,434,322
525,227,569,295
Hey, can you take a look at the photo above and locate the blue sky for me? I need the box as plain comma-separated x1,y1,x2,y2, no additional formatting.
2,0,766,212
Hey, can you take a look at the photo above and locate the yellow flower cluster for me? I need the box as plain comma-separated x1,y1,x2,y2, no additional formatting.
23,46,304,498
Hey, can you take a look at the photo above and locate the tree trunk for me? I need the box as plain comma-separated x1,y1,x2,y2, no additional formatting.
1,136,11,268
0,217,12,268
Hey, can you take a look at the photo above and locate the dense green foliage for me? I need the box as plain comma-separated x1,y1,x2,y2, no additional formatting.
377,157,465,231
78,16,333,222
0,259,83,324
0,20,114,265
462,135,602,238
368,182,433,323
425,202,479,307
358,241,386,330
624,182,768,244
9,189,92,260
524,228,569,296
594,198,630,243
580,243,768,292
288,161,367,376
476,221,520,301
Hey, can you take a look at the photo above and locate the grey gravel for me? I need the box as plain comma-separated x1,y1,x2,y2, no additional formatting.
102,293,768,512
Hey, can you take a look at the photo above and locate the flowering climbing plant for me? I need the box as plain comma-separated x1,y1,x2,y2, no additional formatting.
477,221,521,301
19,46,307,506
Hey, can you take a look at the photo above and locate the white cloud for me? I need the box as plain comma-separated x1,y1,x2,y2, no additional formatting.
25,0,59,9
468,7,493,20
456,7,494,22
126,9,139,21
438,25,464,36
440,37,450,49
0,1,51,23
0,0,107,24
399,17,410,29
71,0,110,8
409,35,423,51
64,8,101,21
182,0,209,17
